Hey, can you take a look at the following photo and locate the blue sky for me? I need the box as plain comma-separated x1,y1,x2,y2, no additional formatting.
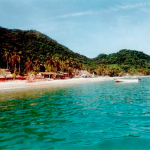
0,0,150,58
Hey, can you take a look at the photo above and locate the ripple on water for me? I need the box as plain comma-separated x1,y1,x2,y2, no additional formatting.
0,78,150,149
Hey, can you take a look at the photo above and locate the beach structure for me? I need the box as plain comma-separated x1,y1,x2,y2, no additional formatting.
75,70,92,78
40,72,56,79
0,69,13,81
40,72,74,79
63,72,74,78
0,75,5,82
55,74,65,79
15,75,28,80
63,72,69,78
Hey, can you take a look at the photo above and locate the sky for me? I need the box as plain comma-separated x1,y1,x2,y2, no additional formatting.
0,0,150,58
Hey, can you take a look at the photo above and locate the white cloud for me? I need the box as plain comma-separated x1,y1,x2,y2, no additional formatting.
51,2,150,19
116,2,150,10
51,10,96,19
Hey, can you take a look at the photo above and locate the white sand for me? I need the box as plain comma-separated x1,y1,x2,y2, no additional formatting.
0,77,113,92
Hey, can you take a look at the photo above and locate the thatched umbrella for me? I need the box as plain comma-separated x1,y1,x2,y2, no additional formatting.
79,70,92,78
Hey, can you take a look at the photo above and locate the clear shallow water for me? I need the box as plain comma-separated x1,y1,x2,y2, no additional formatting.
0,78,150,150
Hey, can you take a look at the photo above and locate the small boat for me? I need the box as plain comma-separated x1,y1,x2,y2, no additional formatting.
114,78,140,83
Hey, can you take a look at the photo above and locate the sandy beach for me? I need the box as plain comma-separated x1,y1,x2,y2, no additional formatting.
1,75,149,93
1,76,149,101
0,77,113,92
1,75,150,92
0,77,113,101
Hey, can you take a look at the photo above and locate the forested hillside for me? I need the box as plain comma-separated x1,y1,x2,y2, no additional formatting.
0,27,95,75
93,49,150,67
93,49,150,76
0,27,150,76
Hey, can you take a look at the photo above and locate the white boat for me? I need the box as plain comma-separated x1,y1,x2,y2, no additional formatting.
114,78,140,83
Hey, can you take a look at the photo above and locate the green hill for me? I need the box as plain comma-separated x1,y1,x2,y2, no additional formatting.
0,27,94,74
93,49,150,76
0,27,150,76
93,49,150,67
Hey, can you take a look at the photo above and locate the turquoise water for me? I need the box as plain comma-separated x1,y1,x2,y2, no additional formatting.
1,78,150,150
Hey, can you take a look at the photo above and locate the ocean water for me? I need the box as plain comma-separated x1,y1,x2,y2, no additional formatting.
0,78,150,150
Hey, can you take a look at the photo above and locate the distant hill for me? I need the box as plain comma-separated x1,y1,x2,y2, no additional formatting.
92,53,107,64
92,49,150,67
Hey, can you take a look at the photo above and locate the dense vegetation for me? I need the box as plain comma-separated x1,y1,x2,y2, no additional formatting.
0,27,95,75
93,50,150,76
0,27,150,76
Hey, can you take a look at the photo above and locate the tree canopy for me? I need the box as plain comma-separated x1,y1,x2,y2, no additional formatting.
0,27,150,76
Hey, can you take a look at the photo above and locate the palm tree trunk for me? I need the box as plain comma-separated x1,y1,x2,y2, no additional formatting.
7,59,8,69
14,63,16,74
19,64,20,73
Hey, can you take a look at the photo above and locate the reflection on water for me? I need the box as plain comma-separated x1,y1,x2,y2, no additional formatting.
0,87,59,101
0,78,150,149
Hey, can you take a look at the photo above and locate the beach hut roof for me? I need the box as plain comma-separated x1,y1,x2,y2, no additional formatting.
0,69,12,77
78,70,91,76
0,75,5,78
6,74,13,78
40,72,56,75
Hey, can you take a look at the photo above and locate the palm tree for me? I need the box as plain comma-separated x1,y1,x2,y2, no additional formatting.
25,57,35,72
52,56,59,72
3,51,11,69
33,58,40,72
45,55,52,72
45,59,52,72
60,60,66,72
11,53,20,74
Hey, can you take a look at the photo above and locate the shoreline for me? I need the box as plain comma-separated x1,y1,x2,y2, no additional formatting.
0,77,113,92
0,75,150,92
0,77,113,101
0,76,150,101
0,76,150,94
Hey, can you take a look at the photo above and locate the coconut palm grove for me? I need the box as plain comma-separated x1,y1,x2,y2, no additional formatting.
0,26,150,77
